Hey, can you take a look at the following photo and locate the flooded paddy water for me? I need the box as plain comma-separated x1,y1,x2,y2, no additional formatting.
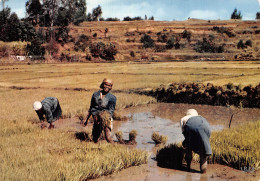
55,103,260,181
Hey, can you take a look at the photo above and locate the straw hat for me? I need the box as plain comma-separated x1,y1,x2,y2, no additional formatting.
33,101,42,111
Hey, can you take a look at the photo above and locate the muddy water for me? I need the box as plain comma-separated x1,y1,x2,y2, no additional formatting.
93,103,260,181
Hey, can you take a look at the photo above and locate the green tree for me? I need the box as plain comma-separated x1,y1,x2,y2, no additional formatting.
256,12,260,20
26,0,42,25
72,0,87,25
92,5,102,21
0,7,11,41
231,8,242,19
6,13,20,41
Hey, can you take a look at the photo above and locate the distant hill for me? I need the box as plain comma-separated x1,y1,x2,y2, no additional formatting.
1,19,260,62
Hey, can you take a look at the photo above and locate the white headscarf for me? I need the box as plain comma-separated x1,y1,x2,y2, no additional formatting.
180,109,199,132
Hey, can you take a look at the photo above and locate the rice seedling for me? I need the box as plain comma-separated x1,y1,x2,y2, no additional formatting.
151,132,168,145
210,120,260,171
115,130,138,145
129,130,137,141
0,128,149,180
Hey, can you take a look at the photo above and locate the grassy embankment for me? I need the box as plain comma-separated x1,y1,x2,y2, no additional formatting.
0,61,259,179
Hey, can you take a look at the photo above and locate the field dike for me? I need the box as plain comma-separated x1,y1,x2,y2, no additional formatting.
142,82,260,108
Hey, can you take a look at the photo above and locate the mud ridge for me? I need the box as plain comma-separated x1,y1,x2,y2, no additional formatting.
135,82,260,108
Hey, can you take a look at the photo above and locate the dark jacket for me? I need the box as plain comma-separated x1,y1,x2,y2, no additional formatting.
37,97,62,123
183,116,212,155
89,91,116,117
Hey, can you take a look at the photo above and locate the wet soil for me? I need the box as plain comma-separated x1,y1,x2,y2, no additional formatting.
54,103,260,181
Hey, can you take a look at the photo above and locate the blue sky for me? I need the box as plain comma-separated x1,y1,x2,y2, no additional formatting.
3,0,260,21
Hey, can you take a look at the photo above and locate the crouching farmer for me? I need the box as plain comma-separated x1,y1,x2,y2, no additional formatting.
33,97,62,129
83,78,116,143
180,109,212,174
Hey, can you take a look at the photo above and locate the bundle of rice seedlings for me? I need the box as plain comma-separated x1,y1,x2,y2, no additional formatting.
156,143,185,169
129,130,137,141
99,111,111,129
151,132,168,145
113,110,128,121
115,131,125,144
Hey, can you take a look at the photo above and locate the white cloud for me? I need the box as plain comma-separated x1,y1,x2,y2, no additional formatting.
100,2,155,19
258,0,260,5
188,10,219,20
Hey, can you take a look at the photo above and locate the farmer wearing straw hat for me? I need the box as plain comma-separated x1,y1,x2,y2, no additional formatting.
33,97,62,129
83,78,116,143
180,109,212,174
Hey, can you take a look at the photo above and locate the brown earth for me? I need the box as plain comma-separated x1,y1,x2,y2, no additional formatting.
49,103,260,181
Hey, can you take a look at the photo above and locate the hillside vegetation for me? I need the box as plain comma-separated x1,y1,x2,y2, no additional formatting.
1,19,260,62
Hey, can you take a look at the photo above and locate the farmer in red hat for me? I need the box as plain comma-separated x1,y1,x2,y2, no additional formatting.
83,78,116,143
180,109,212,174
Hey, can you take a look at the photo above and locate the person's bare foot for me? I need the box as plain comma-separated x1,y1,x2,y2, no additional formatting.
48,124,54,129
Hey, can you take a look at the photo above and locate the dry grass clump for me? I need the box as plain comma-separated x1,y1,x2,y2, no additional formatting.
0,127,149,180
210,120,260,170
151,132,168,145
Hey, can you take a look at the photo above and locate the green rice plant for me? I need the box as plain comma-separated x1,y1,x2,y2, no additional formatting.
210,120,260,171
151,132,168,145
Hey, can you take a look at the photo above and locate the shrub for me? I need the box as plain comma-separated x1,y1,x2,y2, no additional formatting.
194,37,224,53
140,34,154,48
0,44,10,57
74,34,91,52
130,51,135,57
105,17,120,21
237,40,245,49
157,34,168,43
245,40,252,47
166,36,175,49
182,30,191,42
26,38,45,57
90,42,117,60
154,45,166,52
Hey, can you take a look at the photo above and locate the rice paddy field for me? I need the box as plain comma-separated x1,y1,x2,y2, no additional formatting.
0,61,260,180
